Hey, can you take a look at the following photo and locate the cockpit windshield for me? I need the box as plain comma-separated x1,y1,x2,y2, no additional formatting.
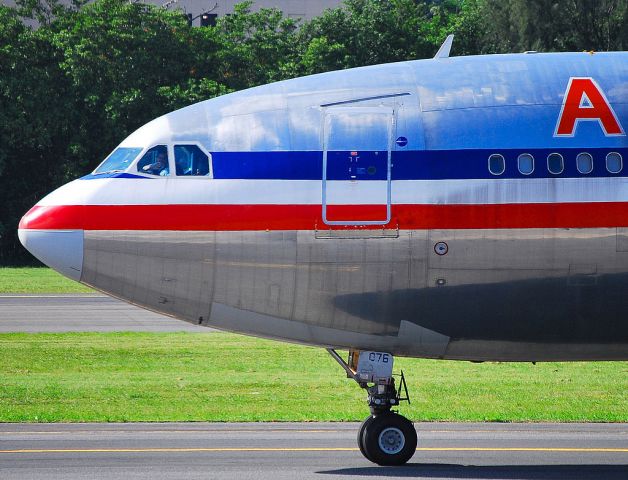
93,147,143,174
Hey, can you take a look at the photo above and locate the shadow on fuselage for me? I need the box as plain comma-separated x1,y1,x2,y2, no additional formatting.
332,273,628,344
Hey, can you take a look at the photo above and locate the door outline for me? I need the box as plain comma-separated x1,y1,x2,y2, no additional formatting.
321,106,394,226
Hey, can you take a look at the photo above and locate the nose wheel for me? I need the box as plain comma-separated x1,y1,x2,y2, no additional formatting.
327,349,416,466
360,412,417,465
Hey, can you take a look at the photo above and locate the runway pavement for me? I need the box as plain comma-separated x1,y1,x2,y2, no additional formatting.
0,422,626,480
0,294,208,332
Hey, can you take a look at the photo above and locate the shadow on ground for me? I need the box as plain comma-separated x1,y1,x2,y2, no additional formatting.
317,464,628,479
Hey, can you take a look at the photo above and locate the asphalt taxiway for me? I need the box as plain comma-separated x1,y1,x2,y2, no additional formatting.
0,422,626,480
0,294,207,332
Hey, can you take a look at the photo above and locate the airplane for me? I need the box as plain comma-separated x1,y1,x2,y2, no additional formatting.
18,37,628,465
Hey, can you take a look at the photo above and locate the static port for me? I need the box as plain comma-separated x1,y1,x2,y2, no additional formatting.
434,242,448,255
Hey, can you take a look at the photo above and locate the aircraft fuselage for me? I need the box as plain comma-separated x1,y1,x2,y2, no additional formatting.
19,52,628,361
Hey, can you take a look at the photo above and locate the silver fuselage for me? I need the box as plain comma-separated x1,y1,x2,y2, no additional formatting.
19,52,628,361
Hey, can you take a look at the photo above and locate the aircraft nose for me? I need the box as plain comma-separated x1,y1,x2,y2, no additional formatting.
18,209,84,282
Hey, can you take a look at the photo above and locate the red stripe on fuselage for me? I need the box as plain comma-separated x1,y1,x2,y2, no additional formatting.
18,203,628,231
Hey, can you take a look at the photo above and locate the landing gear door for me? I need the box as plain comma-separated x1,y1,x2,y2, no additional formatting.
356,351,394,384
322,107,394,225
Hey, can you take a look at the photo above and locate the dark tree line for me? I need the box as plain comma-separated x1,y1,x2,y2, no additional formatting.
1,0,627,263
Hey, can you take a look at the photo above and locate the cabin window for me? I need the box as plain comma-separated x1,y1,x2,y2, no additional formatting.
488,154,505,175
174,145,210,176
547,153,564,174
137,145,170,176
94,147,142,174
576,152,593,174
517,153,534,175
606,152,622,174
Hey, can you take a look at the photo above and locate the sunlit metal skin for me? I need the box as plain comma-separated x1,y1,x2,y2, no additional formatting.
18,50,628,465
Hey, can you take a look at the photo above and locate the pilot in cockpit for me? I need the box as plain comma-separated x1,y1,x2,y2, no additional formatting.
142,147,169,176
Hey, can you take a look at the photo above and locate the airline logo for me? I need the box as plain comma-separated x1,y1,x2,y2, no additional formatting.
555,77,625,137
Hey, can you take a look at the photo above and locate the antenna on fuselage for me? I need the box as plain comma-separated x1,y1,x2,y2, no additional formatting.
434,34,454,59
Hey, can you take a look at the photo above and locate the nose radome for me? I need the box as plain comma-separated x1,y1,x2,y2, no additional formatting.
18,229,84,282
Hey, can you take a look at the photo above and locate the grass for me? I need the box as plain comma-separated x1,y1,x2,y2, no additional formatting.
0,267,93,293
0,332,626,423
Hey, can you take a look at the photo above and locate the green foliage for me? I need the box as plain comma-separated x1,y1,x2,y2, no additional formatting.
0,5,79,263
14,0,86,26
296,0,454,74
157,79,233,112
1,0,626,263
480,0,628,52
214,1,300,88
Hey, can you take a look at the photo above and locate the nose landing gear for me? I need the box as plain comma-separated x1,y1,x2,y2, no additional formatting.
327,349,416,466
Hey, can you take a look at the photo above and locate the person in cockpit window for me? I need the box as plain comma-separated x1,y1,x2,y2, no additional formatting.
142,147,169,176
175,155,191,176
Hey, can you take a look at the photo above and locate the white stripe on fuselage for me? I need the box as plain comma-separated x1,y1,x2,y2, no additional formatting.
37,177,628,206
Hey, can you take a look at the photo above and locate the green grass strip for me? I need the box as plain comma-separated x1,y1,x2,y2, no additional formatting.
0,268,93,294
0,332,626,422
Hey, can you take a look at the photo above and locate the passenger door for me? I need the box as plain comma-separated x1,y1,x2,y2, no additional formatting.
322,106,394,225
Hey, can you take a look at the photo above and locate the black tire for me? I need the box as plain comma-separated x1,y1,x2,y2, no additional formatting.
357,415,376,461
362,412,417,466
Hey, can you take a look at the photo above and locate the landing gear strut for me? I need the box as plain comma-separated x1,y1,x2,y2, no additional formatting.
327,349,417,466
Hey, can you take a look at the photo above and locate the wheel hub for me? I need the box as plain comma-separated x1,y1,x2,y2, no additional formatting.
378,426,405,455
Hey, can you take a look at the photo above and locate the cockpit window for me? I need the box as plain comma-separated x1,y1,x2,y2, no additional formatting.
93,147,142,174
174,145,210,176
137,145,170,176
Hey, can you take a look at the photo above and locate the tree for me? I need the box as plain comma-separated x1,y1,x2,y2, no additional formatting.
213,1,300,89
295,0,465,75
13,0,87,26
0,6,81,262
481,0,628,52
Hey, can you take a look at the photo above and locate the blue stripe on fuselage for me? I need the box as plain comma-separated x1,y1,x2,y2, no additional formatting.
211,148,627,180
80,148,628,181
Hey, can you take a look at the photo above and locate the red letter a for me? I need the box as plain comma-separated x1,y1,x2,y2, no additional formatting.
555,78,625,137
